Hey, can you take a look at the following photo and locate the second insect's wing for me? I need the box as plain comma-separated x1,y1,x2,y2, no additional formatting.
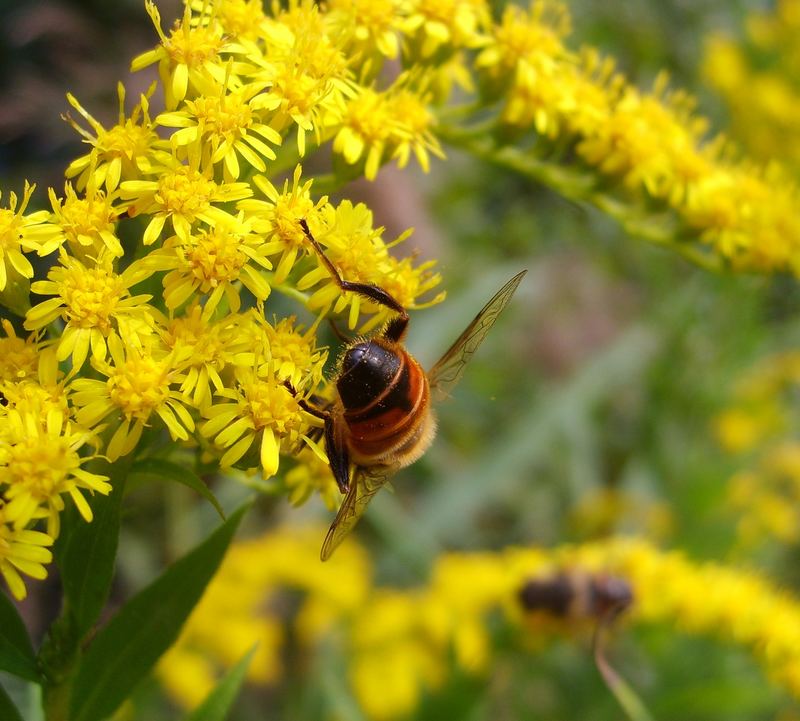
427,270,526,401
319,465,392,561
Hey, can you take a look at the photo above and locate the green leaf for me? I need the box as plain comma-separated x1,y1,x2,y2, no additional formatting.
69,503,249,721
58,470,126,638
0,591,39,682
0,683,24,721
130,458,226,520
184,645,256,721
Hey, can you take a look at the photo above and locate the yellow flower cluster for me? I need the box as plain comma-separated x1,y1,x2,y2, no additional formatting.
1,0,454,599
704,0,800,175
159,527,800,718
715,352,800,547
447,0,800,275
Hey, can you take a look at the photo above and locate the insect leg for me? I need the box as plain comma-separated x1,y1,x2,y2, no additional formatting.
283,381,351,494
298,219,409,342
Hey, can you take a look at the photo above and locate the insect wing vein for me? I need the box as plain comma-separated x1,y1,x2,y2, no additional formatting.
428,270,526,400
319,465,391,561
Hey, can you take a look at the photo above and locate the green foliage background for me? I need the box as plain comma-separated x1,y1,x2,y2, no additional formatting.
2,1,797,720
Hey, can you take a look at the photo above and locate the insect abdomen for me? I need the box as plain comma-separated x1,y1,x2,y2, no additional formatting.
337,340,430,461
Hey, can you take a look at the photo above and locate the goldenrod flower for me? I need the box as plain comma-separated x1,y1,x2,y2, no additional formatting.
0,505,53,601
200,365,322,478
325,0,404,60
132,1,232,110
297,200,443,330
48,182,123,260
402,0,490,58
247,6,354,156
0,320,41,383
132,212,273,316
0,182,64,292
284,449,339,509
238,166,328,283
25,252,155,371
159,304,237,411
64,84,161,193
157,83,282,180
475,0,571,95
254,316,328,389
0,408,110,538
119,161,252,245
189,0,268,41
332,83,444,180
70,336,195,461
0,347,70,426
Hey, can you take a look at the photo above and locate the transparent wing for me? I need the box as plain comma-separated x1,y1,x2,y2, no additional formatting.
428,270,526,401
320,465,393,561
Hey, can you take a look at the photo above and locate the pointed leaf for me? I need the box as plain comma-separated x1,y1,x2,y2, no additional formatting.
0,683,24,721
130,458,225,520
0,592,38,682
69,504,249,721
58,470,125,637
184,645,256,721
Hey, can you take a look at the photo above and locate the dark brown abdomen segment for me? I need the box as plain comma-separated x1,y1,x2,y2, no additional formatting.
344,350,430,460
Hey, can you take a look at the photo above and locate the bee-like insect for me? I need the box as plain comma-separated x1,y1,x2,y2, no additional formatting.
519,571,647,720
294,219,526,560
518,571,634,622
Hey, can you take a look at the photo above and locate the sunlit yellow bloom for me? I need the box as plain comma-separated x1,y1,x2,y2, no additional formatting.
326,0,403,59
333,83,444,179
131,1,232,110
238,166,328,283
297,200,443,331
256,316,327,389
0,182,64,292
64,84,161,193
0,320,41,384
131,212,273,317
402,0,490,58
25,252,154,371
48,182,122,260
247,6,354,156
200,365,322,478
157,83,282,180
189,0,268,41
284,449,339,509
0,408,110,538
159,304,238,411
0,505,53,601
70,336,195,461
119,162,252,245
349,591,445,721
0,348,70,427
158,525,371,709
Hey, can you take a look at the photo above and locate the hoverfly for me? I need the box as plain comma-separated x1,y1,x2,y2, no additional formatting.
519,571,646,720
518,571,633,622
293,219,526,561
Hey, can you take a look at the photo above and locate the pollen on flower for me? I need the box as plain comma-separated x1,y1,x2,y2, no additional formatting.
238,167,327,283
25,253,153,370
0,182,64,291
0,409,110,538
201,366,319,478
49,183,122,259
0,320,40,383
64,86,160,192
71,338,195,460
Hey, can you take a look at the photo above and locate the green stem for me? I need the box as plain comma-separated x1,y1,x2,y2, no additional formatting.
438,124,723,274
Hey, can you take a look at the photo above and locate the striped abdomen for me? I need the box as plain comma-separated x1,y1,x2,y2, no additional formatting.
336,337,432,464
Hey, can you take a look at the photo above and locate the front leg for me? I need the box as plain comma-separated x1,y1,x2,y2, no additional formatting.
284,381,351,494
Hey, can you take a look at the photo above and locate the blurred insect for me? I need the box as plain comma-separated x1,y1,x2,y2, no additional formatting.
518,571,633,622
519,571,652,721
292,219,526,561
